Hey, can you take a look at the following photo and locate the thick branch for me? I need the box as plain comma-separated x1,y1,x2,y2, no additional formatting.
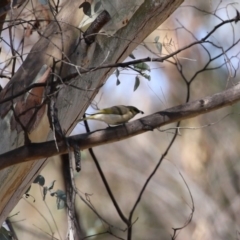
0,83,239,169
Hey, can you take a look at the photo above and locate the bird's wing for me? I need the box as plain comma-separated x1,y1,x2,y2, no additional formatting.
99,106,128,115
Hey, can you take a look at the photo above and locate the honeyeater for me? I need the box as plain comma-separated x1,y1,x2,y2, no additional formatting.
79,105,144,125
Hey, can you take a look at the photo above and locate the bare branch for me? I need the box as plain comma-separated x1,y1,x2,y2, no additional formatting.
1,82,240,169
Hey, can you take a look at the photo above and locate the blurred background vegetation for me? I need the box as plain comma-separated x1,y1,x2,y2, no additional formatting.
1,0,240,239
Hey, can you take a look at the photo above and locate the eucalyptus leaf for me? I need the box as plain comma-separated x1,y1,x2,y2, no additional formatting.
134,62,150,72
79,2,91,17
129,53,136,59
53,189,67,209
48,180,56,191
57,199,65,210
33,175,45,186
116,78,121,85
94,1,102,13
156,42,162,54
115,68,120,77
43,186,48,201
142,73,151,81
154,36,159,42
52,189,66,201
134,76,140,91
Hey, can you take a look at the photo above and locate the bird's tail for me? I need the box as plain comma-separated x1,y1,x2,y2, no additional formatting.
77,115,93,122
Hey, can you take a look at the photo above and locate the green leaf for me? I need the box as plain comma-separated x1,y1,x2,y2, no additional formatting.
116,78,121,85
133,62,150,72
33,175,45,186
48,180,56,191
154,36,159,42
79,2,91,17
51,189,66,200
57,198,65,210
129,53,136,59
134,76,140,91
43,186,48,201
156,42,162,54
56,190,66,201
94,1,102,13
51,190,66,209
142,73,151,81
115,68,120,77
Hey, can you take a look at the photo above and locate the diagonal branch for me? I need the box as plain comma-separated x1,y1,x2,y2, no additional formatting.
0,82,240,169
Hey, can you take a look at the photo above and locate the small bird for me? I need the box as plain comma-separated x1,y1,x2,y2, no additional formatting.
79,105,144,125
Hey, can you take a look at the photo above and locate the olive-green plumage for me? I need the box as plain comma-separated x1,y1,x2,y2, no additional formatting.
79,105,144,125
